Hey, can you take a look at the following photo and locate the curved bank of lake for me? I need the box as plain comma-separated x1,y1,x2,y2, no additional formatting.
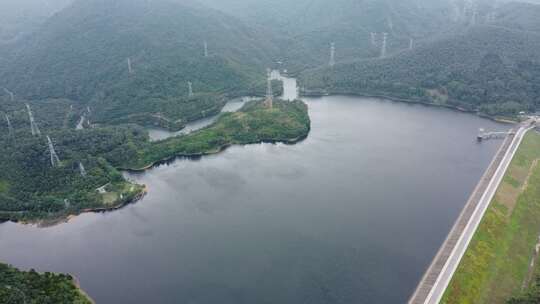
0,76,510,303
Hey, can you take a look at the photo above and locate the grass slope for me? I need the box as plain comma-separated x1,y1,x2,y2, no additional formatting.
0,263,93,304
442,131,540,304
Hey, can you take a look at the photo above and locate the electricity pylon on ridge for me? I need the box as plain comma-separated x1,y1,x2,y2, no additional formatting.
265,68,273,108
79,162,87,177
26,104,41,136
329,42,336,67
370,32,377,46
188,81,194,97
127,57,133,74
5,114,13,138
47,136,61,168
3,88,14,102
381,33,388,58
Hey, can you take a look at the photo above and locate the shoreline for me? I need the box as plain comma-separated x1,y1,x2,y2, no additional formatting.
300,90,518,125
0,184,148,227
72,275,96,304
0,131,309,226
122,133,309,172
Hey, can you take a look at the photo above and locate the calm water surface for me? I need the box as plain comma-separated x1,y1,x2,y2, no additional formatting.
0,78,508,303
148,70,296,142
147,96,257,141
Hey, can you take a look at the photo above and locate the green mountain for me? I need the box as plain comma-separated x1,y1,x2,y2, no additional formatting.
200,0,462,72
0,0,278,129
299,2,540,116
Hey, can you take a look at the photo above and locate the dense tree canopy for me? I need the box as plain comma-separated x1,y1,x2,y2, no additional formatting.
300,20,540,116
0,0,277,128
0,98,310,222
0,263,93,304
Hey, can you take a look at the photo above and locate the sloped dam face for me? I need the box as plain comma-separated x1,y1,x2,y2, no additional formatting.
0,80,507,303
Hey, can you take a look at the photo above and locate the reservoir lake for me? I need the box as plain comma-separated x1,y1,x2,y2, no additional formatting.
0,75,507,303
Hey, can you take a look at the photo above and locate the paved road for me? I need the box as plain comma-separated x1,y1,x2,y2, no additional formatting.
409,124,533,304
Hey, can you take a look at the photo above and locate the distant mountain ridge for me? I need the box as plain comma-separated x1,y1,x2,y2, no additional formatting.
2,0,540,120
299,2,540,116
0,0,279,128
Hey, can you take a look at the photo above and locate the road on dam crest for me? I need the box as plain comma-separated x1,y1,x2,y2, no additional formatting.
409,123,534,304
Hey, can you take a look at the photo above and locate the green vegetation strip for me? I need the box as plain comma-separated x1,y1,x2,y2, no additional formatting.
127,99,310,169
0,263,93,304
442,131,540,304
0,100,310,223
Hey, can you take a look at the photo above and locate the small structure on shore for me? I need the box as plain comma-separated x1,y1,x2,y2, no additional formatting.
477,128,514,141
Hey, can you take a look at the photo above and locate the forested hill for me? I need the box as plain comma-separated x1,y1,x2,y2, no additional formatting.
0,0,278,128
199,0,474,72
299,3,540,117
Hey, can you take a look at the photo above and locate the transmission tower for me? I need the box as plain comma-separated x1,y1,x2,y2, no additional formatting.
5,114,13,138
127,57,133,74
204,40,208,57
488,0,500,22
26,104,41,136
47,136,61,168
387,16,394,32
79,162,87,177
329,42,336,67
471,5,477,26
188,81,194,97
381,33,388,58
370,32,377,46
3,88,14,102
265,68,273,108
451,1,461,22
